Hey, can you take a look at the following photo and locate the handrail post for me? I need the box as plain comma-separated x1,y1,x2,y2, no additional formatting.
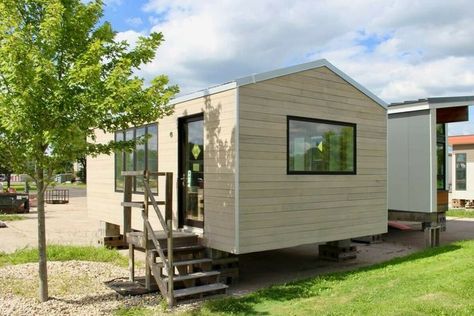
144,171,151,290
165,173,173,223
167,219,174,307
123,175,132,244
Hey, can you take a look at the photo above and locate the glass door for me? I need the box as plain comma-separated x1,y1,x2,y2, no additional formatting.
179,114,204,228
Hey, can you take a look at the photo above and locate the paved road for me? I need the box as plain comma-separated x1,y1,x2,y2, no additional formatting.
0,190,98,253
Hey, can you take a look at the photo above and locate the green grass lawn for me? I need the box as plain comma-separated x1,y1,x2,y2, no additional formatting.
0,213,25,221
1,182,37,192
447,209,474,218
184,240,474,316
0,245,128,268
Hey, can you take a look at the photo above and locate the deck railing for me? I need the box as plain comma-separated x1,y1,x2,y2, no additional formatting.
121,170,174,306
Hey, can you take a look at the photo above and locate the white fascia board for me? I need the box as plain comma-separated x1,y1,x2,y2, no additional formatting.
388,100,473,115
168,82,237,105
235,59,388,109
388,103,430,114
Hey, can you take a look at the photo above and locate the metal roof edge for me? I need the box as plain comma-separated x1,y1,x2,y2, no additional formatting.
168,82,237,105
388,95,474,113
427,96,474,104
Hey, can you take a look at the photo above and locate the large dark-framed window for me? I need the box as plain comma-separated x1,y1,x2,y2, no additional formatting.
287,116,356,174
456,153,467,191
114,123,158,193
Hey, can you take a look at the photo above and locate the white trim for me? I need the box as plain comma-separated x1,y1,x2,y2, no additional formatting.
388,97,474,114
168,59,387,109
388,103,430,114
234,87,240,254
429,108,437,213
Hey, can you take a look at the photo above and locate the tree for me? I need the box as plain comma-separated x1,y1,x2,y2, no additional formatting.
77,156,87,183
0,0,178,302
0,163,12,188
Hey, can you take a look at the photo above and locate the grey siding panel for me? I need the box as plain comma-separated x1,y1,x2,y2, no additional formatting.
238,66,387,253
388,111,432,212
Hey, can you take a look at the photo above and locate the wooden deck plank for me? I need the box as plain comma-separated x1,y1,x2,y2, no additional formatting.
163,271,220,282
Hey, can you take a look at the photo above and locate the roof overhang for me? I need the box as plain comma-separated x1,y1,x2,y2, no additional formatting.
388,96,474,115
169,59,387,109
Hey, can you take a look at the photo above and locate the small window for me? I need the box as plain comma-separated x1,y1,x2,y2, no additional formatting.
287,116,356,174
456,153,466,191
115,123,158,193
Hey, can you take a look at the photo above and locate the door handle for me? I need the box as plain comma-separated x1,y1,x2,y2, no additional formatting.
179,173,186,187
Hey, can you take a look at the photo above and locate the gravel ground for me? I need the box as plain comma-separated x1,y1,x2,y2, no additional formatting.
0,261,165,316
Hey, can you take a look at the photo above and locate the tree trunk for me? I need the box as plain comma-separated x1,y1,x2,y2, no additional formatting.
36,168,48,302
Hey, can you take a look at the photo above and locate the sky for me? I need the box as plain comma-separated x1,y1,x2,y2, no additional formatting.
101,0,474,136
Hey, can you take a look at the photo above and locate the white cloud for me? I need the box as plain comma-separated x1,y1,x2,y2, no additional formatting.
132,0,474,105
115,30,143,48
111,0,474,120
126,17,143,28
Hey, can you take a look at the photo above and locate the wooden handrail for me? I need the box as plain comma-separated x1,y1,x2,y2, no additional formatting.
142,213,170,271
143,180,168,234
121,170,174,305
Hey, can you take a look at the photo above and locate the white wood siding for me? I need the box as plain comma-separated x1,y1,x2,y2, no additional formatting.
87,89,237,253
237,66,387,253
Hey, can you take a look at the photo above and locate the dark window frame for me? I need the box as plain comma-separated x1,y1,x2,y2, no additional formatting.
287,116,357,175
114,123,158,193
436,123,446,190
455,153,467,191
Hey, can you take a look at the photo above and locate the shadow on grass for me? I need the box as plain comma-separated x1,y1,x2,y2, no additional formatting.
194,243,463,315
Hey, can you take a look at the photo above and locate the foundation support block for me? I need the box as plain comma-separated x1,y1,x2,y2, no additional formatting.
319,239,357,261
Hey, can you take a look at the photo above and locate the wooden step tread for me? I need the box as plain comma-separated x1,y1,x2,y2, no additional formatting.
173,258,212,267
121,201,166,208
128,231,197,240
151,245,205,254
163,271,220,282
121,201,144,208
173,283,228,299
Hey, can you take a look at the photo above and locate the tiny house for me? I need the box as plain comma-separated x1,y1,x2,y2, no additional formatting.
88,59,388,255
387,96,472,244
449,134,474,207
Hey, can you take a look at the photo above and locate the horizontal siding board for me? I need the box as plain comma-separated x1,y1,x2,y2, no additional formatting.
240,215,387,238
239,222,387,253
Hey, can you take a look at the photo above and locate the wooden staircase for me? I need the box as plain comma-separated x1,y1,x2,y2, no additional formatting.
121,171,227,306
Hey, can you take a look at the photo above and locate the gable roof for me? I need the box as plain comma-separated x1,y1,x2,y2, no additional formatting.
169,59,387,109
